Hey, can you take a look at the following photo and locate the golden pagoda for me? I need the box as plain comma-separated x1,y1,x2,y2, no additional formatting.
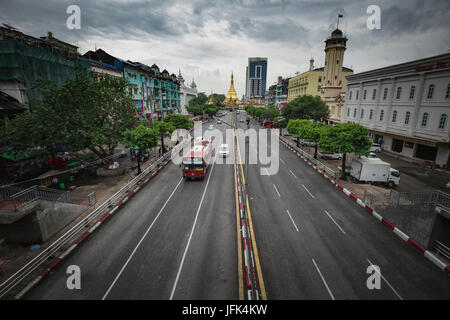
223,72,241,105
206,92,214,105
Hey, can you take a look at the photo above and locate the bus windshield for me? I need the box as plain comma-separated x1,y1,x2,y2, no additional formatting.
182,157,204,171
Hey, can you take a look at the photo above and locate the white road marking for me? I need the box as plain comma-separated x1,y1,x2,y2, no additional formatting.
286,210,299,232
273,184,281,197
280,158,286,165
312,258,335,300
324,210,346,235
302,184,315,199
288,168,297,179
169,154,218,300
366,259,403,300
102,177,184,300
264,168,270,176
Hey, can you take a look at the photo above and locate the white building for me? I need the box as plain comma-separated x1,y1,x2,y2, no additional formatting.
342,53,450,166
178,71,198,115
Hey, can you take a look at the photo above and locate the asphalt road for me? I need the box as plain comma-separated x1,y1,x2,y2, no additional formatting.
25,115,238,300
236,111,450,300
24,110,449,300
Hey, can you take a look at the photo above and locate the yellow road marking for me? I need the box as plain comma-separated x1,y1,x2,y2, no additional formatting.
235,135,267,300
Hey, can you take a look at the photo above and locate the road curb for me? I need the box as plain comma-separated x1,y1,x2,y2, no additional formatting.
279,138,450,275
13,155,174,300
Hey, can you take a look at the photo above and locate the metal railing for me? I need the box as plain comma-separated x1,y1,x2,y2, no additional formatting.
387,190,450,208
433,240,450,260
0,138,189,299
279,135,337,181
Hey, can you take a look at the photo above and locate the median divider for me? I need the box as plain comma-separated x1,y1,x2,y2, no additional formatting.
278,134,450,275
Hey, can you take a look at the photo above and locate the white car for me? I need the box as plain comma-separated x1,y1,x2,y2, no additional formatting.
218,144,229,157
370,143,382,153
208,125,214,130
319,152,342,160
217,119,222,124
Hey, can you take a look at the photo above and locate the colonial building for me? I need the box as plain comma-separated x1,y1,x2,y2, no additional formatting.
342,52,450,166
178,71,197,115
288,61,353,106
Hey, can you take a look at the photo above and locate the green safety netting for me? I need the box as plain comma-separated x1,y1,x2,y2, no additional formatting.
0,40,91,103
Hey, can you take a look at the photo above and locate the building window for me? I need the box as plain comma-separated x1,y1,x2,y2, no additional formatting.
421,113,429,127
392,110,397,123
396,87,402,99
405,111,410,125
427,84,435,99
318,77,322,82
353,108,357,118
369,109,373,120
317,86,321,92
360,108,364,119
356,90,359,100
347,108,350,117
379,110,384,121
409,86,415,100
337,60,339,64
383,88,388,100
363,90,367,100
439,114,447,129
446,84,450,99
372,89,376,100
349,91,352,100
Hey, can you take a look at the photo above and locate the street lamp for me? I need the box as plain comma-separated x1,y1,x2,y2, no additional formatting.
133,145,141,174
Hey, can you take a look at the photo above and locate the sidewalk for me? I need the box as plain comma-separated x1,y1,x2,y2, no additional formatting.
282,134,450,193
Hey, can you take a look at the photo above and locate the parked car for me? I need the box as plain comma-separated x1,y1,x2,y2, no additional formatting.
370,143,382,153
319,152,342,160
263,120,274,127
216,119,222,124
300,139,316,147
208,125,214,130
350,158,400,188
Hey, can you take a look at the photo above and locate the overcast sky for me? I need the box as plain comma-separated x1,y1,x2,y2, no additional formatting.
1,0,449,96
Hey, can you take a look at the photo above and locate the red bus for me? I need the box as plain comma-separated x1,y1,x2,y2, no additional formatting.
182,140,214,180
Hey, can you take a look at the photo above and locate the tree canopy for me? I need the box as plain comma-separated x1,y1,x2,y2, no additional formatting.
282,95,329,121
1,72,139,163
163,114,193,130
318,123,372,179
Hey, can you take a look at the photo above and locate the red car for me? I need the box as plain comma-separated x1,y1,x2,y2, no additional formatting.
263,120,273,128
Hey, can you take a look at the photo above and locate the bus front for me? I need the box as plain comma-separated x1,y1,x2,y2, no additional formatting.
182,156,205,179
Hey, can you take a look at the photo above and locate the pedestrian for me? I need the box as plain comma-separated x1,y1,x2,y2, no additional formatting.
52,176,58,187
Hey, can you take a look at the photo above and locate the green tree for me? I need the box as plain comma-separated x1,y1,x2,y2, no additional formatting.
287,119,309,146
163,114,193,130
318,123,372,180
282,95,329,121
1,72,138,165
155,121,176,154
297,122,325,159
188,93,208,107
186,105,204,116
273,116,287,135
123,125,159,174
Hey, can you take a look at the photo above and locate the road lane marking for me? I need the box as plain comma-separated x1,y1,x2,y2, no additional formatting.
286,210,299,232
324,210,346,235
312,258,335,300
366,259,403,300
102,177,184,300
302,184,315,199
263,167,270,176
288,168,297,179
273,184,281,197
169,153,218,300
280,158,286,165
